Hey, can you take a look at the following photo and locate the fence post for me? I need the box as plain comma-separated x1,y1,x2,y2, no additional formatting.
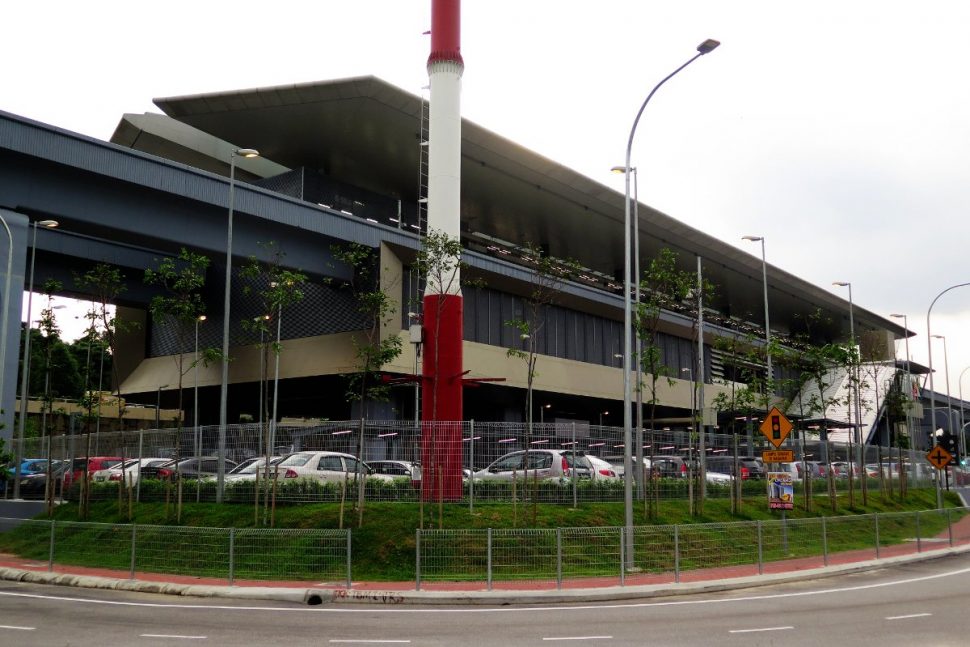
916,510,922,553
136,430,144,503
756,520,764,575
874,514,880,559
48,520,55,572
129,524,137,579
469,420,475,514
346,529,352,589
485,528,492,591
821,516,828,566
619,528,625,586
947,508,953,547
415,529,421,591
556,528,562,590
674,525,680,584
228,528,236,586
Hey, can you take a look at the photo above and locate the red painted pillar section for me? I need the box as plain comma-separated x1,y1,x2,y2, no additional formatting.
421,292,463,501
429,0,462,65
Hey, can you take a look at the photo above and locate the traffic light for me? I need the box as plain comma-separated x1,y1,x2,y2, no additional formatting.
771,415,781,441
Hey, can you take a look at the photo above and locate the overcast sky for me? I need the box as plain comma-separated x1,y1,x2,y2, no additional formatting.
4,1,969,402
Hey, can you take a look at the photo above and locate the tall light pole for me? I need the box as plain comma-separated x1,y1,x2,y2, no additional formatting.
155,383,169,428
612,165,645,501
833,281,864,488
742,236,772,406
620,39,719,562
889,313,913,449
218,147,259,502
12,219,58,499
269,282,286,460
194,314,205,462
959,365,970,459
925,282,970,509
0,214,12,427
540,403,551,425
931,335,953,435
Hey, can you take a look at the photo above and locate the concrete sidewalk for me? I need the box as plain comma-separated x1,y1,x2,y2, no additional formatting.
2,541,969,606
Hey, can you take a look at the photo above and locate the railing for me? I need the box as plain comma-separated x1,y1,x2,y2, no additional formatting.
2,507,965,591
10,421,938,503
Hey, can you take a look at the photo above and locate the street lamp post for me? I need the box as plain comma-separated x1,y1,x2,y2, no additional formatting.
959,366,970,458
742,236,772,406
12,219,58,499
925,282,970,509
612,165,646,501
931,335,953,435
194,315,205,501
155,384,169,428
0,214,12,426
599,410,609,427
218,148,259,503
619,38,719,563
540,403,551,425
833,281,865,495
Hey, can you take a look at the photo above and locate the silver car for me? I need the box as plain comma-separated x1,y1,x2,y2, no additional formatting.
473,449,593,482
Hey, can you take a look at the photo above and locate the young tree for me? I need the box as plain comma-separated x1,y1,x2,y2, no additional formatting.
75,263,132,430
505,242,581,523
239,241,307,526
635,248,695,519
330,242,403,528
144,248,217,522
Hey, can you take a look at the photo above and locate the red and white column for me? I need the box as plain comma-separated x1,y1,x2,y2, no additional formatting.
421,0,464,501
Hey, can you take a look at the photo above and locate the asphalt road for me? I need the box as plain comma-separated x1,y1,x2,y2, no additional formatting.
2,554,970,646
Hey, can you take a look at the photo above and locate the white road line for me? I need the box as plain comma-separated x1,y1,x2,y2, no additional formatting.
140,634,207,640
729,626,794,634
543,636,613,641
328,641,411,644
886,613,932,620
0,625,35,631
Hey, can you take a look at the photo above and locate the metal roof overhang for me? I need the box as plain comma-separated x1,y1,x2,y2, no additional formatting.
150,76,905,340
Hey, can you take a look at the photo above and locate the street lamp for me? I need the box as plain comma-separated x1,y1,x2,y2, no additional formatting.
612,164,646,500
540,403,551,425
833,281,863,482
218,147,259,502
925,282,970,509
12,218,58,499
742,236,772,403
599,410,609,427
620,38,719,563
931,335,953,435
193,315,206,494
0,213,12,426
155,383,169,428
959,365,970,458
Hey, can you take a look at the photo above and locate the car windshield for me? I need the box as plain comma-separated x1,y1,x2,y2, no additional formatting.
279,453,313,467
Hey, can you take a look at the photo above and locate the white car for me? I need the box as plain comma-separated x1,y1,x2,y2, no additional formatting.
91,458,170,485
473,449,593,482
273,451,394,484
586,455,620,480
225,456,289,482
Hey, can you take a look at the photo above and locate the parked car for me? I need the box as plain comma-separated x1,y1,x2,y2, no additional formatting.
646,455,689,479
586,455,620,480
800,461,828,480
272,451,392,484
18,462,70,500
7,458,62,478
832,461,863,478
63,457,124,487
703,456,765,481
224,456,289,482
473,449,593,482
139,457,239,481
92,458,171,485
366,460,422,487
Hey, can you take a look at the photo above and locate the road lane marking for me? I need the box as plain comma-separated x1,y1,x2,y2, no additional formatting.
328,641,411,644
0,625,35,631
140,634,207,640
886,613,932,620
729,626,793,634
543,636,613,641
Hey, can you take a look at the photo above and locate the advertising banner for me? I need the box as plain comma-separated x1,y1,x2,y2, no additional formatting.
767,471,794,510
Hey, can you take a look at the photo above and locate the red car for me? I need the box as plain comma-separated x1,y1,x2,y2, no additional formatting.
62,456,124,487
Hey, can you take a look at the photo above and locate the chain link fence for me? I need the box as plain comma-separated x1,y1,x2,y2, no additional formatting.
0,517,350,586
9,421,943,504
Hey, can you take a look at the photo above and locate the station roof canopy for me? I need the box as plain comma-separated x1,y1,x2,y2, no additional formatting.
133,75,904,341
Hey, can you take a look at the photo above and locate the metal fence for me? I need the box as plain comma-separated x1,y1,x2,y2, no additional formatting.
415,508,968,590
10,420,941,504
1,508,965,590
0,517,351,586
